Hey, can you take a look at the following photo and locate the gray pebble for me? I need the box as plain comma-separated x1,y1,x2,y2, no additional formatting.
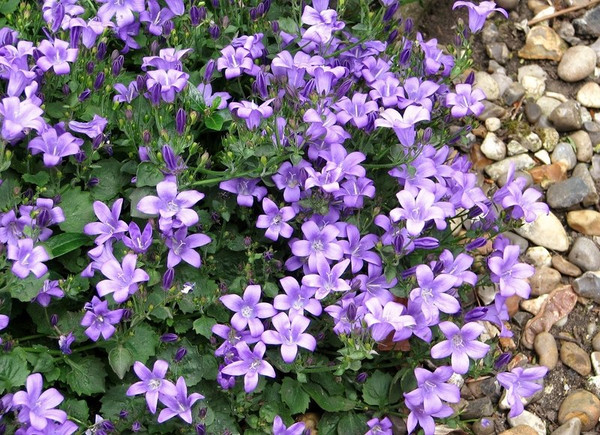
572,163,599,207
549,100,583,132
525,101,543,123
568,237,600,271
551,142,578,170
573,271,600,302
504,82,526,105
546,177,590,209
557,45,597,82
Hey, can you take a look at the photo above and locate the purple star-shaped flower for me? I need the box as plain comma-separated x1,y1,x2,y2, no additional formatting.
488,244,534,299
365,417,393,435
7,238,49,279
28,128,83,167
445,83,486,118
409,265,459,323
430,321,490,374
96,253,149,303
220,284,277,336
216,46,254,80
83,199,129,245
219,178,267,207
157,376,204,424
220,341,276,393
58,332,75,355
390,188,448,236
338,224,381,273
256,198,296,241
229,99,274,130
290,221,343,273
272,415,306,435
35,280,64,307
146,69,189,103
375,106,431,147
271,161,309,203
497,366,548,418
301,0,345,44
0,96,45,142
140,0,174,36
302,259,351,300
97,0,145,27
69,115,108,139
122,222,153,254
273,276,323,318
334,93,378,129
404,390,453,435
261,312,317,363
12,373,67,430
165,227,211,268
80,296,124,341
364,298,415,342
113,81,139,103
453,0,508,33
36,39,78,75
126,360,177,414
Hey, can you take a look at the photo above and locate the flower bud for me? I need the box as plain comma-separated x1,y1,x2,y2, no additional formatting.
69,25,82,48
400,48,411,65
162,268,175,290
122,308,132,321
75,150,86,163
93,134,104,149
346,303,357,321
132,422,141,432
190,6,201,25
97,42,107,60
383,2,398,21
465,71,475,85
176,108,187,135
149,83,162,106
163,20,174,36
94,72,105,90
204,59,216,82
119,410,129,419
209,23,220,39
387,29,398,44
160,333,179,343
212,0,219,7
356,372,368,383
465,237,487,250
400,265,417,279
174,346,187,362
62,84,70,95
78,89,91,102
87,177,99,187
112,55,124,76
494,352,512,370
413,237,439,249
196,424,206,435
271,20,279,32
50,314,58,326
198,408,207,419
404,17,413,33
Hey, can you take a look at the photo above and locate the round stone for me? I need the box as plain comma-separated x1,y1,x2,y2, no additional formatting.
577,82,600,109
567,210,600,236
560,341,592,376
534,332,559,370
568,237,600,272
569,130,593,162
557,46,597,82
558,390,600,431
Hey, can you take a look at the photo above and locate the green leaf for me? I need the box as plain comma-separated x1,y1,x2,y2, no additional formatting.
0,353,28,393
129,187,157,218
337,413,367,434
124,324,158,364
44,233,90,259
22,171,50,187
0,171,20,210
65,356,106,396
11,274,46,302
62,399,89,423
205,113,224,130
317,413,342,435
280,378,310,414
0,0,18,14
90,158,126,201
109,346,134,379
58,188,95,233
192,316,217,339
136,162,164,187
362,370,392,407
100,385,135,419
263,282,279,298
302,383,355,412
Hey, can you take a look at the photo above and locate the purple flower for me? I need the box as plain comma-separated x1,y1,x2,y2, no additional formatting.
437,249,477,287
220,341,276,392
302,259,351,300
165,227,211,268
80,296,124,341
96,253,149,303
36,39,78,75
493,167,549,223
404,388,454,435
12,373,67,430
256,198,296,241
7,238,49,279
290,221,343,272
28,128,83,167
35,280,64,307
261,312,316,363
375,106,431,147
390,188,448,236
497,366,548,417
216,46,254,79
397,77,440,111
272,415,306,435
0,314,8,331
324,293,365,335
271,161,309,203
334,94,378,129
126,360,177,414
430,321,490,374
0,97,45,142
273,276,322,318
69,115,108,139
97,0,145,26
0,212,25,246
409,265,459,323
122,222,153,253
364,298,415,342
219,178,267,207
453,0,508,33
136,180,204,231
365,417,393,435
229,99,274,130
58,332,75,355
195,83,231,109
418,35,455,76
140,0,174,35
113,81,139,103
157,376,204,424
445,83,486,117
488,245,534,299
355,265,396,304
301,0,345,44
146,69,189,103
369,77,403,108
84,199,129,245
404,366,461,414
339,224,380,273
220,284,277,336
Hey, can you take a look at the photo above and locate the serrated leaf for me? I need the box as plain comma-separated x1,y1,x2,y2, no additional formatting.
124,324,158,364
192,316,217,339
136,162,164,187
0,0,19,14
44,233,90,259
317,413,342,435
337,412,367,434
0,353,28,393
22,171,50,187
65,356,106,396
10,274,46,302
62,399,89,423
302,383,355,412
58,188,95,233
280,378,310,414
109,346,134,379
90,158,126,200
205,113,224,130
0,171,20,210
362,370,392,407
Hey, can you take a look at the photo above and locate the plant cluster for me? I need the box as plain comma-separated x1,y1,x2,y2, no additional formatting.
0,0,547,433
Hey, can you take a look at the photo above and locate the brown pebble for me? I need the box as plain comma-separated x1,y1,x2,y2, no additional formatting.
560,341,592,376
534,331,559,370
593,331,600,352
567,210,600,236
558,389,600,431
528,162,568,188
552,255,583,277
529,266,562,296
506,295,521,317
498,425,539,435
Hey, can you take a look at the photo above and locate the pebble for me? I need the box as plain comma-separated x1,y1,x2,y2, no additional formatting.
525,101,543,123
484,117,501,132
568,237,600,271
508,139,528,156
521,132,543,152
557,46,597,82
529,162,568,189
592,155,600,181
551,142,578,170
507,410,547,435
571,164,599,207
573,271,600,302
551,417,582,435
504,82,526,105
492,72,513,97
537,96,563,117
499,425,539,435
518,65,547,98
515,211,570,252
593,331,600,351
480,132,506,160
591,352,600,376
558,390,600,431
546,177,590,208
524,246,552,268
567,210,600,236
576,82,600,109
485,154,537,181
535,332,559,370
591,37,600,64
539,127,560,151
573,5,600,37
534,149,551,165
486,42,510,64
472,418,495,435
521,294,549,315
478,100,507,120
518,25,568,61
475,71,500,101
583,121,600,146
529,266,562,296
549,100,583,131
496,0,518,8
560,341,592,376
503,232,529,253
461,397,494,419
552,255,583,277
569,130,593,162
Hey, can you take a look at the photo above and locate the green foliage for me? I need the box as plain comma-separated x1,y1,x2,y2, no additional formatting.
65,356,107,396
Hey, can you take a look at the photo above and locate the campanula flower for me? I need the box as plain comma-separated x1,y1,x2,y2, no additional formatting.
126,360,177,414
220,341,276,392
255,198,296,241
28,128,83,167
497,366,548,417
7,238,49,279
83,199,129,245
453,0,508,33
274,276,322,318
261,312,316,363
36,39,78,75
12,373,67,430
219,178,267,207
157,377,204,424
488,244,534,298
430,321,490,374
80,296,124,341
96,253,149,303
165,227,211,268
229,99,274,130
35,280,64,307
0,96,45,142
291,221,343,272
404,366,460,415
220,284,277,336
122,222,153,253
272,415,306,435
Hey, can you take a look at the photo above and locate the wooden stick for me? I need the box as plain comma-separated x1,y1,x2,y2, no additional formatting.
527,0,600,26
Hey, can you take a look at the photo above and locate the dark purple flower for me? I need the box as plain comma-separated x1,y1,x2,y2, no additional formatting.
220,285,277,336
431,321,490,374
83,199,129,245
12,373,67,430
58,332,75,355
174,347,187,362
271,161,309,203
28,128,83,167
140,0,175,35
126,360,177,414
36,39,78,75
221,341,275,393
80,296,124,341
261,312,316,363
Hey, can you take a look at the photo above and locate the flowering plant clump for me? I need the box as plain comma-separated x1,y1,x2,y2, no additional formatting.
0,0,547,433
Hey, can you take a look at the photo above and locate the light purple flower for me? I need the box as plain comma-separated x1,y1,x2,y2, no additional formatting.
219,178,267,207
274,276,322,318
229,99,274,130
324,293,365,335
430,321,490,374
291,221,343,272
339,224,380,273
437,249,477,287
157,377,204,424
113,81,139,103
404,387,454,435
334,93,378,129
418,35,455,76
355,264,396,304
497,366,548,418
36,39,77,75
453,0,508,33
256,198,296,241
146,69,189,103
28,128,83,167
390,188,448,236
397,77,440,111
488,244,534,299
364,298,415,342
272,415,306,435
261,312,316,363
35,280,64,307
126,360,177,414
0,210,25,246
12,373,67,430
272,161,309,203
196,83,230,110
0,96,45,142
96,253,149,303
142,48,191,71
216,46,254,79
68,115,108,139
375,106,431,147
140,0,174,36
404,366,460,414
83,199,129,245
445,83,486,117
409,265,459,323
369,77,403,108
220,341,276,393
365,417,393,435
122,222,153,254
80,296,124,341
220,284,277,336
7,238,49,279
301,0,345,44
165,227,211,268
302,259,351,300
97,0,145,27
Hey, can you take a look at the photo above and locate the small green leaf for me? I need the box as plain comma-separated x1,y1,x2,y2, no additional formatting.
0,0,19,14
58,188,95,233
0,354,28,393
362,370,392,407
90,158,126,200
302,384,355,412
44,233,90,259
205,113,224,130
65,356,107,396
62,399,89,423
280,378,310,414
0,172,20,210
336,412,367,434
124,324,158,364
109,346,134,379
192,317,217,339
136,162,164,187
10,274,46,302
317,413,342,435
22,171,50,187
